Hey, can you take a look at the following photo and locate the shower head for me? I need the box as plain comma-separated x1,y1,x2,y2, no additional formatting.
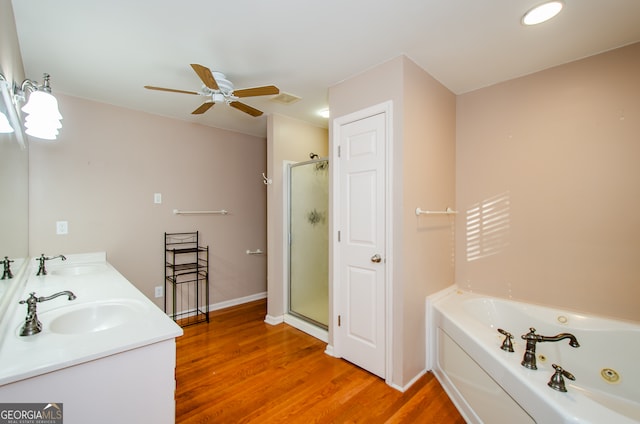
309,153,319,159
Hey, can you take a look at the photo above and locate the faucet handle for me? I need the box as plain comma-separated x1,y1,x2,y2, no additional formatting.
548,364,576,392
2,256,14,279
19,292,37,305
521,327,539,340
497,328,515,352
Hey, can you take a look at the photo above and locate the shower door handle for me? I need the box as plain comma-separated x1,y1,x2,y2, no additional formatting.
371,254,382,263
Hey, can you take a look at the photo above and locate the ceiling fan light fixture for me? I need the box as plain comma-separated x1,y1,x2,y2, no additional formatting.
522,1,564,25
211,93,226,103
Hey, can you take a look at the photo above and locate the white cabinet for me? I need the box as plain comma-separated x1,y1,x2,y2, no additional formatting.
0,339,177,424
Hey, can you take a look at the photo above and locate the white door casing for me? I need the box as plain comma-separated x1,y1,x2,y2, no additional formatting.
332,102,391,380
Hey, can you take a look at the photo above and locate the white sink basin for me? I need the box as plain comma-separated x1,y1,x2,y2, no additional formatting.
49,263,108,277
46,301,141,334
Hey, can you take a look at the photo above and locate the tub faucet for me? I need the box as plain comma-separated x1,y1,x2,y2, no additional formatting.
497,328,514,352
548,364,576,392
36,254,67,276
18,291,76,336
521,327,580,370
1,256,14,279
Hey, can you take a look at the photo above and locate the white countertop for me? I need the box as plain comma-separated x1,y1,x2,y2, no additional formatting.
0,252,183,386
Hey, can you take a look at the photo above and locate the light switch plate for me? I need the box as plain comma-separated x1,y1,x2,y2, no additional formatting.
56,221,68,235
154,193,162,204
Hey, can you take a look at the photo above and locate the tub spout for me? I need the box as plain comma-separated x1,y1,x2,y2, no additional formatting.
540,333,580,348
520,328,580,370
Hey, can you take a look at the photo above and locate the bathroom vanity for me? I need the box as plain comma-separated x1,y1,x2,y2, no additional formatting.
0,253,183,424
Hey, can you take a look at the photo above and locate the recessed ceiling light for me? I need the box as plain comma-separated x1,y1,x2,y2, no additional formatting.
522,1,564,26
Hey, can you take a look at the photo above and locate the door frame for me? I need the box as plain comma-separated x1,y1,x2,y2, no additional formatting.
283,159,329,343
329,101,394,384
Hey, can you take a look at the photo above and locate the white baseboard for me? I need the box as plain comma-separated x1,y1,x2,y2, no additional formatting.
324,344,336,357
390,369,427,393
264,314,283,325
167,292,268,320
209,291,267,312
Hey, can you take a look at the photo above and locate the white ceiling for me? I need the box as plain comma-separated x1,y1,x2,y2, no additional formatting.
11,0,640,138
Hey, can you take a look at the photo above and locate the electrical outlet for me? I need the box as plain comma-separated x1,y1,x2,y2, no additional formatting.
56,221,68,235
154,286,163,298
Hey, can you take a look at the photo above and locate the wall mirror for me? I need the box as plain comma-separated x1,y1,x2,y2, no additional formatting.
0,92,29,298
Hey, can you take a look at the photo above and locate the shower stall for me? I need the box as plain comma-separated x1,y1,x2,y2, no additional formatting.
287,157,329,333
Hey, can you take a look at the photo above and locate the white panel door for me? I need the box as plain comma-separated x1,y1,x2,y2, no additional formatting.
337,111,386,378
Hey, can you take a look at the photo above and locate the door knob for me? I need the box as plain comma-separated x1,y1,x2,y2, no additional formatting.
371,254,382,263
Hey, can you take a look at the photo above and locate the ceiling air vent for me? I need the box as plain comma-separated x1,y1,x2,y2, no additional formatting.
270,92,301,105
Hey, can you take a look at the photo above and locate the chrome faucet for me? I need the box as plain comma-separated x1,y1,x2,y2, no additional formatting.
36,254,67,276
1,256,14,279
18,291,76,336
521,327,580,370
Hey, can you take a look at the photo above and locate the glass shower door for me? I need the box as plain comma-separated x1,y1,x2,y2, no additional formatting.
288,159,329,329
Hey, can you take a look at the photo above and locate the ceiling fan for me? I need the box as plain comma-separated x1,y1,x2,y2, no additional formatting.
144,64,279,117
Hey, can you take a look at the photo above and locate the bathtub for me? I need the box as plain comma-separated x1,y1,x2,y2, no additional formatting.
427,287,640,424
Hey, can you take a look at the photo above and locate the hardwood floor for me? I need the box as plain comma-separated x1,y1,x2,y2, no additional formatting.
175,299,465,424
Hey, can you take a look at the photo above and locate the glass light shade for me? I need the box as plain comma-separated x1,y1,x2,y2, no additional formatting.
24,114,62,140
25,125,59,140
21,90,63,120
0,111,14,133
522,1,564,25
21,90,63,140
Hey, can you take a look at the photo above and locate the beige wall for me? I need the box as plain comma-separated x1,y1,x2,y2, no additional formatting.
30,94,268,308
329,56,456,388
456,42,640,322
266,113,328,319
401,58,456,382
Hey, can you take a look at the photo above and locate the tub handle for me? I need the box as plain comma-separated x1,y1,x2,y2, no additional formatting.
497,328,514,352
548,364,576,392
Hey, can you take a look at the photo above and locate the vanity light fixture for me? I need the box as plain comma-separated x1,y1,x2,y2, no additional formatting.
17,73,63,140
318,108,330,118
522,1,564,26
0,110,13,133
0,75,15,133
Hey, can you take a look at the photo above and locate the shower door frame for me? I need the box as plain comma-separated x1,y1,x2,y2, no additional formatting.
283,159,330,342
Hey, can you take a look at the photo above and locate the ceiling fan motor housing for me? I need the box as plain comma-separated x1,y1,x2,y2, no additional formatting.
211,72,234,94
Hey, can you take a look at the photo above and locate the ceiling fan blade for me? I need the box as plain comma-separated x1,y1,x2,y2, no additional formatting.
144,85,199,95
233,85,280,98
190,64,219,90
230,101,263,117
192,102,215,115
